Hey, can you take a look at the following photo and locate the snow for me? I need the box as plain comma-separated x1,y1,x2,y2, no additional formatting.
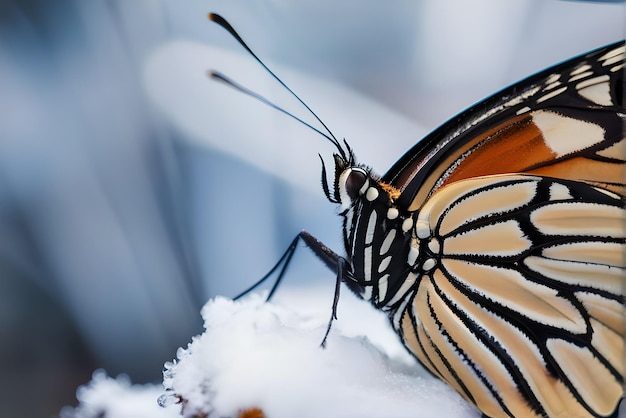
60,370,180,418
159,289,480,418
63,287,481,418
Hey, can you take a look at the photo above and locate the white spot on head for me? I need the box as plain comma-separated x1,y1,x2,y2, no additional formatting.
366,187,379,201
387,207,399,220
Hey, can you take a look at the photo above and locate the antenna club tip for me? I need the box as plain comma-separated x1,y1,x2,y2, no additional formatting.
209,71,227,83
208,13,226,25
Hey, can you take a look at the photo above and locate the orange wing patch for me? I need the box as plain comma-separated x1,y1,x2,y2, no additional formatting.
437,113,625,196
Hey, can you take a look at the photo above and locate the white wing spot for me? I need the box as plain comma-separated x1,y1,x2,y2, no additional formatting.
548,183,572,200
599,45,624,61
570,64,591,76
532,110,605,157
428,238,440,254
576,75,609,90
545,81,562,91
546,73,561,84
602,53,623,67
536,86,567,103
422,258,436,271
596,138,624,160
576,75,612,106
569,70,593,82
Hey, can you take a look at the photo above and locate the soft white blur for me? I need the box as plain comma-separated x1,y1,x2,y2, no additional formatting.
0,0,623,416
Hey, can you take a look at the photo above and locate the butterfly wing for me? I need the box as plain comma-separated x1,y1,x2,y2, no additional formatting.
383,41,625,210
384,42,625,417
396,175,624,418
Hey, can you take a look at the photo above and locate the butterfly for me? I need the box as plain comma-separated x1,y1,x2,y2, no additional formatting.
209,14,625,418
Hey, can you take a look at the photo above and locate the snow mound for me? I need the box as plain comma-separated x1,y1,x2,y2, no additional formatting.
61,370,180,418
160,293,479,418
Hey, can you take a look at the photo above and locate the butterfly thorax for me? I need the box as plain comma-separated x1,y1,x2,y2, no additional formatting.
335,163,441,316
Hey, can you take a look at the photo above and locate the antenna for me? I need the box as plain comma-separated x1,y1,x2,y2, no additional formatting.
208,13,348,161
210,71,336,144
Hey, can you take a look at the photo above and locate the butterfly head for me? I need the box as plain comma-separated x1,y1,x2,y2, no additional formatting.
335,162,370,211
321,141,374,211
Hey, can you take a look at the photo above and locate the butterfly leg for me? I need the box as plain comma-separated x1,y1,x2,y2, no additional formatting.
233,233,301,301
295,231,350,347
234,231,349,347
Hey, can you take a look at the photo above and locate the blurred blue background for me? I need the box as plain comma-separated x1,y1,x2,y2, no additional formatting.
0,0,623,416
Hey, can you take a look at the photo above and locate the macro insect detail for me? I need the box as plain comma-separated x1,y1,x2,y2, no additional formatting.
210,14,625,418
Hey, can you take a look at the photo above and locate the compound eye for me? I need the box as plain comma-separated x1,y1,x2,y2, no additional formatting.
345,169,368,200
